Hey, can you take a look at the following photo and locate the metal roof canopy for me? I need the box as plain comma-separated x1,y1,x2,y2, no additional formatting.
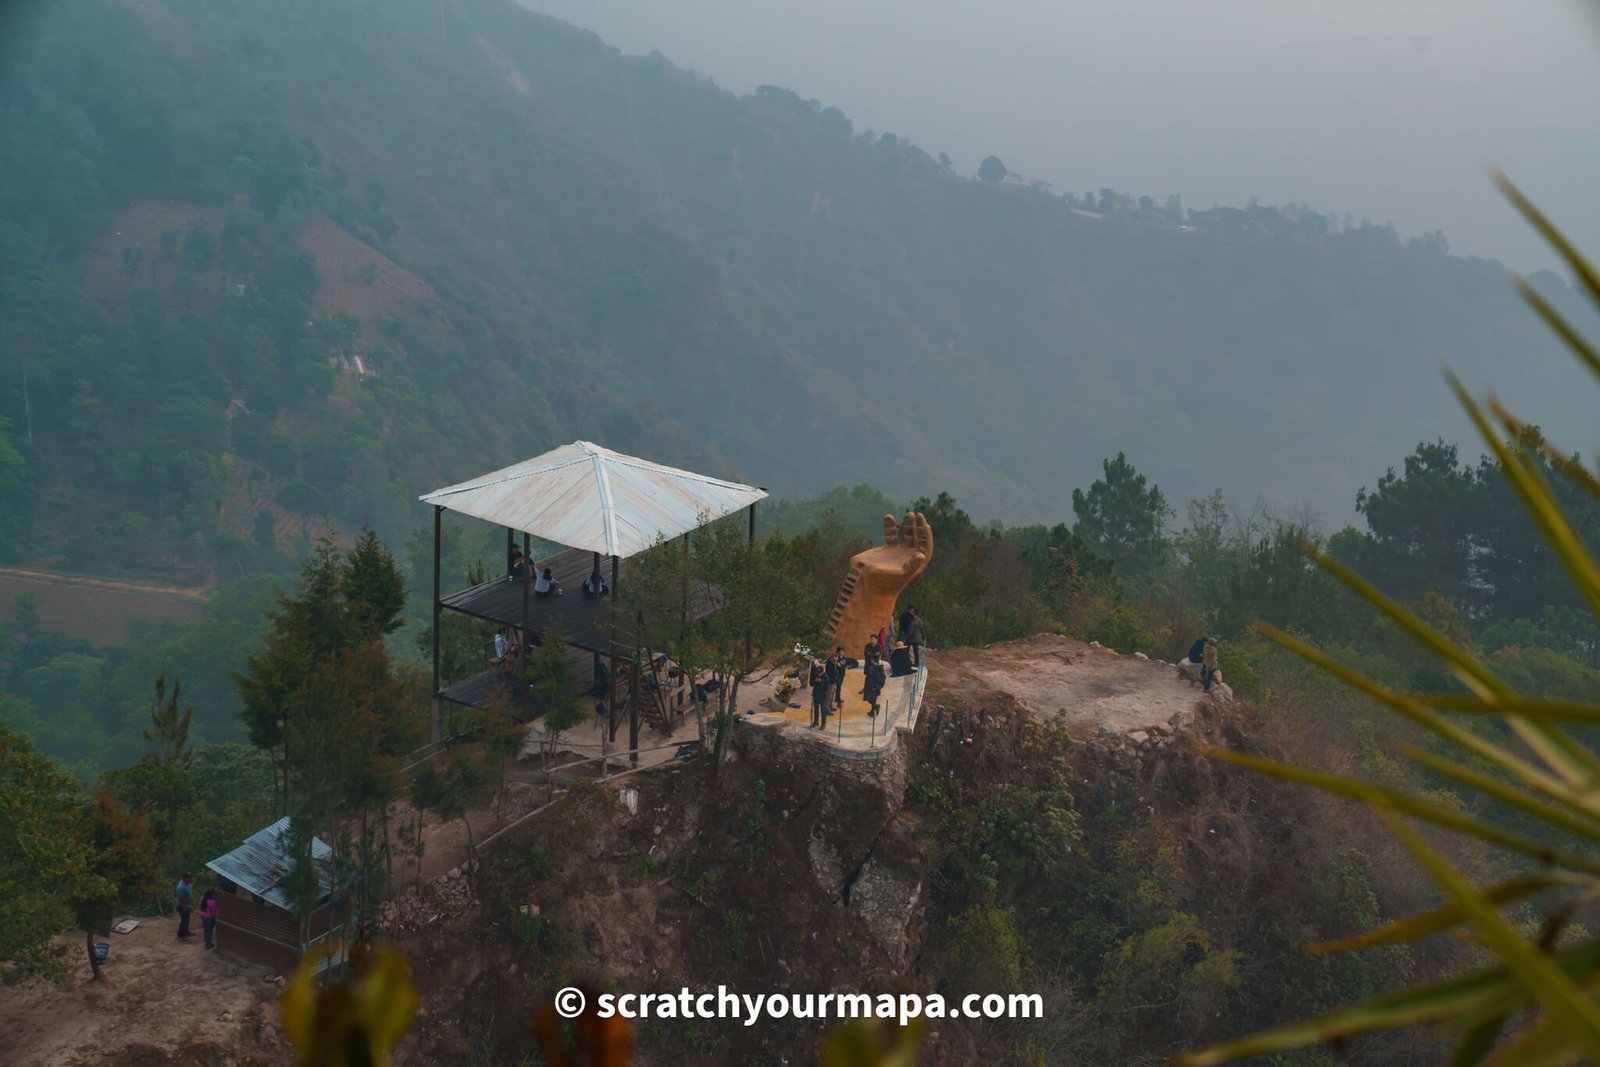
205,816,337,911
419,441,767,559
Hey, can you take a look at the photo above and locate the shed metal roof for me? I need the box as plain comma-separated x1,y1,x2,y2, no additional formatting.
204,816,336,911
419,441,766,559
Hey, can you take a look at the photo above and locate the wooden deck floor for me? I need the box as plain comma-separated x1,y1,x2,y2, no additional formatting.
441,547,624,654
439,641,603,714
439,546,716,655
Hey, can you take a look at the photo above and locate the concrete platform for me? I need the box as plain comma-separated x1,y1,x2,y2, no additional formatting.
741,664,926,759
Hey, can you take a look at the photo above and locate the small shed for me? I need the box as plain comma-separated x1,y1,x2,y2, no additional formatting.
204,817,346,973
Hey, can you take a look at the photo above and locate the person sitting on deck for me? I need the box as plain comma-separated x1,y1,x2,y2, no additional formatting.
494,627,520,673
534,566,562,597
889,641,914,678
583,566,609,598
508,545,528,583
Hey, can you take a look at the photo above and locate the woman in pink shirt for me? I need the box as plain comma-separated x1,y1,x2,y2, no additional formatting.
198,890,218,950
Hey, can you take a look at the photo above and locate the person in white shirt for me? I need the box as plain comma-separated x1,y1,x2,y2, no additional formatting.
534,567,561,597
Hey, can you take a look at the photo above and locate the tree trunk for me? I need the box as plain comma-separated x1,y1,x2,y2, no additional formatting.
381,804,395,898
85,928,102,982
712,678,740,785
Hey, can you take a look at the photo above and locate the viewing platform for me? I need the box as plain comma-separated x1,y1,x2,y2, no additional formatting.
741,661,928,760
440,547,631,655
421,441,766,750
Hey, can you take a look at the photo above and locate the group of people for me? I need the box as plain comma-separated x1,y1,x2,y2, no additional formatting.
1188,635,1222,692
508,547,611,599
806,606,929,729
174,873,218,949
509,546,563,596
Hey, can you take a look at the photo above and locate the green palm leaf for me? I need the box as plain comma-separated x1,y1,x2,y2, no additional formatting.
1307,873,1593,954
1204,749,1600,876
1182,180,1600,1066
1174,939,1600,1066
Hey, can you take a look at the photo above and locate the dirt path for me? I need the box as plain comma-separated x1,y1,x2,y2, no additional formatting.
0,914,288,1066
0,567,212,602
929,633,1205,735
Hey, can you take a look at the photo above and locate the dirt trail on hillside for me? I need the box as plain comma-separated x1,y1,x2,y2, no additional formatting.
0,567,211,601
0,915,288,1066
929,633,1204,734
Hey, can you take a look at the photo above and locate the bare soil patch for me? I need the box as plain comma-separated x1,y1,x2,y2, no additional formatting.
0,570,207,645
300,214,437,328
0,915,290,1067
82,202,229,313
929,633,1203,735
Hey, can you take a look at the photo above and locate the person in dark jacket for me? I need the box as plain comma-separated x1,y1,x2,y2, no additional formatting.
889,642,914,677
862,652,887,718
904,606,925,667
175,874,194,940
809,661,829,728
1188,637,1206,664
825,648,847,710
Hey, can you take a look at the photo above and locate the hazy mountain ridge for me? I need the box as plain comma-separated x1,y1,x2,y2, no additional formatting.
238,0,1600,516
1,0,1593,581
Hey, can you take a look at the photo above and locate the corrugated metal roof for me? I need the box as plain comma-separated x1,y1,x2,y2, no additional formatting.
419,441,767,559
204,816,336,911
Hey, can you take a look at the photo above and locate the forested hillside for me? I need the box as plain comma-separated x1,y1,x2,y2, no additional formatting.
1,0,1594,587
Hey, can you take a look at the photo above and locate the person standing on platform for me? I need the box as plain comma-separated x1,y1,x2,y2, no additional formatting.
828,647,847,710
904,606,925,667
175,873,194,941
809,660,829,729
863,649,887,718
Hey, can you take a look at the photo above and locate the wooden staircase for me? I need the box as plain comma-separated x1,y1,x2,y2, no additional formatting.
638,663,675,735
824,560,865,636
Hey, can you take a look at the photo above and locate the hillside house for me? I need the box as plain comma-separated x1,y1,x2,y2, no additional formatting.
204,816,346,973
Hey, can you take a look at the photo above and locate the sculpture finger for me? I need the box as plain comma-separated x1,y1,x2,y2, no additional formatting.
882,514,900,547
899,512,915,548
900,551,927,576
913,512,933,562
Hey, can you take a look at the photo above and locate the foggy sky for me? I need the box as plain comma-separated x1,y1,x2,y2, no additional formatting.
532,0,1600,272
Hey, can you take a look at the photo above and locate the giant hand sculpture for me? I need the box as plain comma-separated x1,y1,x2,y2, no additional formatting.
824,512,933,656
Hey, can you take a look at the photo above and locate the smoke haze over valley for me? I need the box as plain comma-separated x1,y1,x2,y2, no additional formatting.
538,0,1600,272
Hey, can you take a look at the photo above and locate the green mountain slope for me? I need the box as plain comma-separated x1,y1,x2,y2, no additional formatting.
0,0,1590,578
